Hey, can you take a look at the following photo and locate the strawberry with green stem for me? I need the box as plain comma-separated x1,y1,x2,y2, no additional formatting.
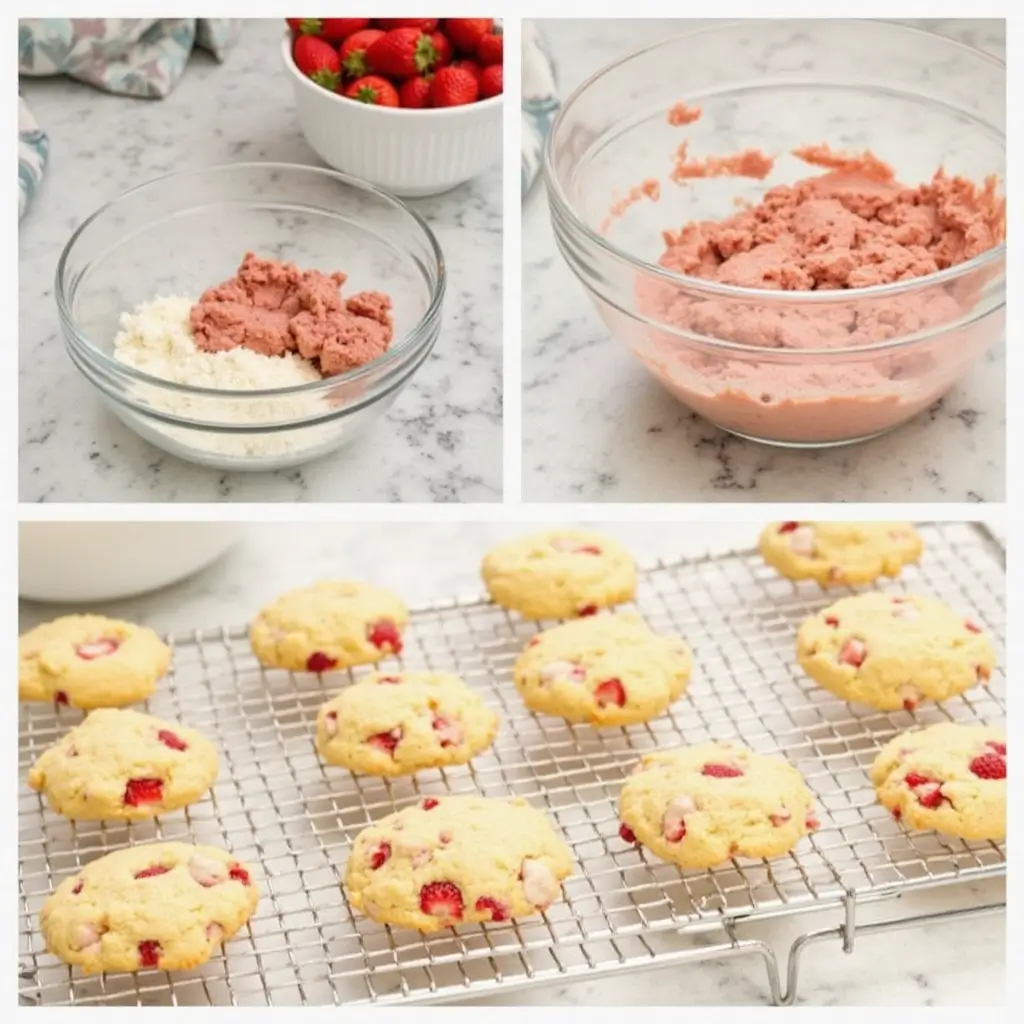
293,34,341,90
367,26,445,79
345,75,399,108
339,28,384,78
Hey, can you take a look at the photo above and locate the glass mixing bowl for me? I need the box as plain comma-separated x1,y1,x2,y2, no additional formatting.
545,20,1005,447
56,163,445,470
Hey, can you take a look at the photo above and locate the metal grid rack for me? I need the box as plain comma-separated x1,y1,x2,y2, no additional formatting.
19,522,1006,1006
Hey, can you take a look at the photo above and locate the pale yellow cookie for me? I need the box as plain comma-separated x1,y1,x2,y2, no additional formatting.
19,615,170,709
513,613,691,727
345,795,573,932
870,723,1006,839
250,580,409,672
481,530,637,620
27,708,218,821
759,522,923,587
618,742,817,869
40,842,258,974
316,671,498,777
797,593,996,711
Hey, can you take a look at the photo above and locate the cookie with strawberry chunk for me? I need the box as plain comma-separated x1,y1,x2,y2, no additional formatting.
19,614,171,709
316,671,498,777
481,530,637,620
250,580,408,673
345,795,573,932
759,522,923,587
27,709,218,821
619,743,817,869
40,842,258,974
870,722,1006,839
797,592,996,711
514,614,691,727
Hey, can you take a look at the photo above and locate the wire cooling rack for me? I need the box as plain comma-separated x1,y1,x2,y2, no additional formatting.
18,522,1006,1006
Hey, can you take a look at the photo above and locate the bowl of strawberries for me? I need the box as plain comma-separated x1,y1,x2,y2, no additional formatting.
283,17,503,197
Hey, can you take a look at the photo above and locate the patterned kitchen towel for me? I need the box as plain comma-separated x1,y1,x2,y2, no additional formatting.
522,20,559,198
17,18,242,218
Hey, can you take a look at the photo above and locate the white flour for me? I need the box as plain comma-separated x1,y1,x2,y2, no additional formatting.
112,296,341,462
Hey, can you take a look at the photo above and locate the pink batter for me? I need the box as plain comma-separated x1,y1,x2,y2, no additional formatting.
619,120,1005,442
190,253,394,377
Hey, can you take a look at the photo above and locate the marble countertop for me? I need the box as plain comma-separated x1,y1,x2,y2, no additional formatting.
523,19,1005,503
19,522,1004,1005
18,18,501,503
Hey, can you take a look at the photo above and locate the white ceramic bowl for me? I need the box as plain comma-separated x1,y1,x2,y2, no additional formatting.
19,523,240,603
281,33,502,197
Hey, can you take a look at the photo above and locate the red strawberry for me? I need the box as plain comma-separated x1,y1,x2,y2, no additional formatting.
618,822,637,843
339,28,384,78
293,34,342,90
480,64,502,99
367,27,443,78
314,18,370,42
430,31,453,67
367,729,402,755
134,865,170,880
475,896,509,922
422,798,439,810
968,753,1006,780
477,32,503,67
399,76,433,109
904,772,932,788
419,880,464,920
377,18,439,31
450,58,482,83
286,18,321,35
701,763,744,778
593,678,626,708
306,651,337,673
138,940,162,968
430,66,479,108
229,864,251,885
370,842,391,870
157,729,188,752
345,74,399,106
778,521,800,533
124,778,163,806
444,18,494,55
367,619,402,652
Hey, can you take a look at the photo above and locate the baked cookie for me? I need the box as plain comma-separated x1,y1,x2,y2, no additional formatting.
513,613,691,727
870,723,1006,839
797,593,996,711
250,580,409,672
618,743,818,869
40,842,258,974
481,530,637,620
19,615,171,709
345,795,573,932
759,522,923,587
316,671,499,777
27,708,218,821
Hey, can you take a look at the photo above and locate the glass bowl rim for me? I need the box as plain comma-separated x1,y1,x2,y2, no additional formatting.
54,160,446,399
543,18,1006,313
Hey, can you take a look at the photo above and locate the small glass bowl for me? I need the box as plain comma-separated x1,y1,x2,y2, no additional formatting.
56,162,445,470
544,20,1005,447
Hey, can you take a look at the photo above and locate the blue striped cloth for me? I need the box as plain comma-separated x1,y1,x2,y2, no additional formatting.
522,21,558,197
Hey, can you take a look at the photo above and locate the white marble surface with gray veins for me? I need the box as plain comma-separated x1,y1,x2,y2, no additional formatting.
19,19,501,503
19,522,1005,1005
523,19,1005,503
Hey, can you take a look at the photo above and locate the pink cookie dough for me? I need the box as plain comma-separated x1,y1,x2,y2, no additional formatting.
190,252,394,377
621,123,1005,442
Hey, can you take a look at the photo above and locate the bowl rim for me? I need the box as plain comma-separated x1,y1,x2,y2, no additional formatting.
280,31,503,117
543,18,1006,325
54,160,446,399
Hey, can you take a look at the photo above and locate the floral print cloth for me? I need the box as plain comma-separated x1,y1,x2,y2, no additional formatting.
521,20,558,198
18,18,241,218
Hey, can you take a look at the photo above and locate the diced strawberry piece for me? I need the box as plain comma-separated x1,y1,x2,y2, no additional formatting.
419,880,464,920
475,896,509,922
54,691,69,706
701,763,744,778
824,616,839,627
577,604,598,617
432,715,462,748
593,678,626,708
576,545,602,555
527,636,541,647
964,620,983,634
618,823,637,843
904,772,931,788
72,880,83,895
439,830,452,844
138,940,162,968
917,785,945,809
367,619,402,654
306,651,337,673
805,814,820,831
228,865,251,885
838,638,866,668
367,730,401,756
422,798,439,810
778,522,800,533
134,865,170,880
664,820,686,842
891,806,902,820
968,753,1006,780
157,729,187,752
988,741,1007,756
75,638,120,660
370,842,391,870
124,778,163,807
